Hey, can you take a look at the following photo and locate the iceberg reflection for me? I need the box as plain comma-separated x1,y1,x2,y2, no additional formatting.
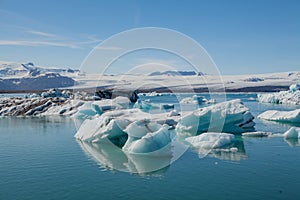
191,138,247,161
77,139,173,175
284,138,300,147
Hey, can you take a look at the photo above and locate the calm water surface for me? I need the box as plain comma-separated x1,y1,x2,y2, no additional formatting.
1,93,300,200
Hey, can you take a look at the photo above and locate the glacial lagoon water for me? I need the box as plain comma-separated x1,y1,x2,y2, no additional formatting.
1,93,300,200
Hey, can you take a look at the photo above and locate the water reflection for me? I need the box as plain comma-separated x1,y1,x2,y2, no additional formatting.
77,139,173,176
259,118,300,128
284,138,300,147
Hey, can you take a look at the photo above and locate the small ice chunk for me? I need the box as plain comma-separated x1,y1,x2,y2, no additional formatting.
258,109,300,123
168,109,180,117
91,99,122,114
289,84,300,93
160,104,174,110
185,132,235,149
207,99,217,104
283,127,300,139
180,97,197,104
134,100,160,111
242,131,273,137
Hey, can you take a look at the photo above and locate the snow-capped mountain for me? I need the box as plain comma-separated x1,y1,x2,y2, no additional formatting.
0,61,79,79
0,62,76,91
0,61,299,92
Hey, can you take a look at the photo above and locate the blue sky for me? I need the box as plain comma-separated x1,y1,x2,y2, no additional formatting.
0,0,299,74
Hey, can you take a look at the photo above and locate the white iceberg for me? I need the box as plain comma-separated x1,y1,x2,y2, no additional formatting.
242,131,273,137
179,95,209,104
133,100,160,111
258,109,300,123
257,84,300,105
185,132,235,149
168,109,180,117
283,127,300,139
185,132,248,161
122,121,172,154
74,115,130,144
74,108,178,147
289,84,300,93
175,99,255,135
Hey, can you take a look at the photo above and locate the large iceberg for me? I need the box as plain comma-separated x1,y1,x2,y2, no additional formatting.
175,99,255,136
74,108,178,153
258,109,300,123
257,84,300,105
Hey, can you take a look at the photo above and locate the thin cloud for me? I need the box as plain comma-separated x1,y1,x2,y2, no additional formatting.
0,40,79,48
26,30,57,38
0,26,103,49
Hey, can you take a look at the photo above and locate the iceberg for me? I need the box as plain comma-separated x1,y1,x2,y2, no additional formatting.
168,109,180,117
175,99,255,136
133,100,160,111
74,108,179,146
282,127,300,146
257,84,300,105
258,109,300,123
242,131,273,137
283,127,300,139
185,132,235,149
185,133,248,161
289,84,300,93
160,104,174,110
122,121,172,154
179,95,210,104
74,115,130,145
185,133,247,161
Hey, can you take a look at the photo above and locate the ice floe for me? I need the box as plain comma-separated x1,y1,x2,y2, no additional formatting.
185,132,235,149
258,109,300,123
185,132,247,161
242,131,273,137
179,95,215,105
